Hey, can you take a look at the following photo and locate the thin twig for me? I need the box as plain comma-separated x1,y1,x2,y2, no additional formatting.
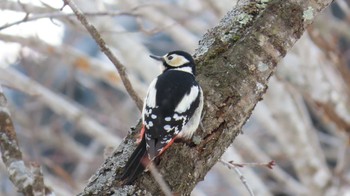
61,0,143,111
234,135,308,194
0,3,154,31
134,16,177,35
0,2,153,31
147,162,173,196
229,160,276,169
220,159,255,196
0,11,137,31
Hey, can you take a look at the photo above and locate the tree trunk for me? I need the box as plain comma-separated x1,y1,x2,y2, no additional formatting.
79,0,334,195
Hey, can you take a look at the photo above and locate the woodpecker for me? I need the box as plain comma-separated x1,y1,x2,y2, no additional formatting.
119,50,204,184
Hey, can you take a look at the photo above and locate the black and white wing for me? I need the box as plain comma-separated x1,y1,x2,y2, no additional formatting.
142,70,203,160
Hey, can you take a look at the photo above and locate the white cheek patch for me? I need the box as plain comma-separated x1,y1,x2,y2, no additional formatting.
167,56,189,67
175,86,199,113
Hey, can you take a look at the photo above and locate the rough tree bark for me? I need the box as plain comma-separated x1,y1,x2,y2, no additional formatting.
79,0,334,195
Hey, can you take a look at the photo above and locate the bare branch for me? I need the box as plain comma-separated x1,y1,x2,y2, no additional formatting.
220,159,255,196
228,160,276,169
234,135,308,195
0,67,120,147
0,33,148,97
61,0,143,111
0,3,154,31
0,85,52,195
1,1,53,13
254,78,332,194
221,146,273,195
0,11,135,31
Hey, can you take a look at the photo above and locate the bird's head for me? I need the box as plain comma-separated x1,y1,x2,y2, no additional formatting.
149,50,196,75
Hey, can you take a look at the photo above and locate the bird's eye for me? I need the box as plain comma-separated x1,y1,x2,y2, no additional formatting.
168,56,173,60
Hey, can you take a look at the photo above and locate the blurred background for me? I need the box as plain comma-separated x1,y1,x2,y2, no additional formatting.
0,0,350,195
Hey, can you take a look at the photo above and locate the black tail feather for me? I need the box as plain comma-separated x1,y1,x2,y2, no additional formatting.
119,138,147,184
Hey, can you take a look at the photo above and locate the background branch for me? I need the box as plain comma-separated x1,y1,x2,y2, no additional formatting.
0,11,137,31
0,67,120,146
0,86,52,195
62,0,143,111
220,159,255,196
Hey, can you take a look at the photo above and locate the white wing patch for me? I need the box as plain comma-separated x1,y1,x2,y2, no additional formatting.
175,85,199,113
145,78,158,108
178,87,204,139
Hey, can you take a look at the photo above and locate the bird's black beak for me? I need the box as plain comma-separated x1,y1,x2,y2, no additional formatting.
149,54,165,62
